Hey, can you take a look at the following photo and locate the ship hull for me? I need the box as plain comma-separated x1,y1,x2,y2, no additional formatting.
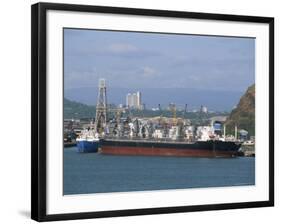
76,140,99,153
100,139,241,158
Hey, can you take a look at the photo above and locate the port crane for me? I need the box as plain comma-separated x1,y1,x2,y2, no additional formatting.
95,79,107,135
169,103,177,126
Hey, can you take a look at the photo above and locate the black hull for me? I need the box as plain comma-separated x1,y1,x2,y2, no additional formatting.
100,139,241,158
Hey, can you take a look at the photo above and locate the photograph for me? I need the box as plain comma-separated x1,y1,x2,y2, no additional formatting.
63,28,256,195
31,2,274,221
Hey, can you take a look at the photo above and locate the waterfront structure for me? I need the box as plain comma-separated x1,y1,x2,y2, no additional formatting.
74,78,249,156
126,91,142,109
76,78,108,153
95,79,107,134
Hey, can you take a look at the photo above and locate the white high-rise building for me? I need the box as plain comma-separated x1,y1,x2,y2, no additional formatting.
126,93,132,108
201,106,208,113
136,91,141,107
126,91,142,109
132,93,137,107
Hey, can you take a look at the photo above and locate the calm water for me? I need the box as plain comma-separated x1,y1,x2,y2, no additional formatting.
63,147,255,195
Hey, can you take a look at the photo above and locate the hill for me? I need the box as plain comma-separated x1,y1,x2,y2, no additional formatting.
64,98,96,119
225,84,255,136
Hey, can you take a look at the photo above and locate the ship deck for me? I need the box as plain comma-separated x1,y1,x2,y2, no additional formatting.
102,138,238,145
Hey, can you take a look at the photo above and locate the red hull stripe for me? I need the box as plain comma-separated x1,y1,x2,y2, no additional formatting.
100,146,236,157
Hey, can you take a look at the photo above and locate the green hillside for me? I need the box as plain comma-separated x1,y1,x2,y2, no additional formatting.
64,98,96,119
225,84,255,136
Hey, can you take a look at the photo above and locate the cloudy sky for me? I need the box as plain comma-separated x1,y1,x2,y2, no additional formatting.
64,28,255,91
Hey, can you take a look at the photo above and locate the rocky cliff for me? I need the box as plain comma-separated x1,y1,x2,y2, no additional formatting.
225,84,255,136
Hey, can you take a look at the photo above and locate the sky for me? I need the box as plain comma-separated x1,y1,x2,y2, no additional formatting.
64,28,255,91
63,28,255,110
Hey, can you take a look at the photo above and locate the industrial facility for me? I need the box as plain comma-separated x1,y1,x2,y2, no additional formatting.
64,78,255,156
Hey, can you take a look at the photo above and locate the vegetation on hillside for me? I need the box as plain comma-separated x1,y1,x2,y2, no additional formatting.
64,98,96,119
225,84,255,137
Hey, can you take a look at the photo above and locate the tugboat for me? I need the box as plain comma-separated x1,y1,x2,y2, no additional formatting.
76,128,99,153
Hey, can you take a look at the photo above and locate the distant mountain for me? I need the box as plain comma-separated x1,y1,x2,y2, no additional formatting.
64,98,96,119
225,84,255,136
65,87,243,111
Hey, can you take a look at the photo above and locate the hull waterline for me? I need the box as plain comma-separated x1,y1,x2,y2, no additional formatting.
100,139,241,158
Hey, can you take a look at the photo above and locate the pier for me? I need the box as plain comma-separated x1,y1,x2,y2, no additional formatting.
240,144,255,157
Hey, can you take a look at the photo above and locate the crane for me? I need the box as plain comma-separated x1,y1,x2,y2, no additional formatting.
169,103,177,126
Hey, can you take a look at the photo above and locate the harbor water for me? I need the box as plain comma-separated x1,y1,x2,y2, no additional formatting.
63,146,255,195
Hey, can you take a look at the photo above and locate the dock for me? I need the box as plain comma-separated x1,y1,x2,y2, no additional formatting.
240,144,255,157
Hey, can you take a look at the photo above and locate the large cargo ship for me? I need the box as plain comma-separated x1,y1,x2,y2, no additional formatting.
100,139,241,158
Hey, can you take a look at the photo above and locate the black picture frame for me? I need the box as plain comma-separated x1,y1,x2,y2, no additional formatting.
31,2,274,222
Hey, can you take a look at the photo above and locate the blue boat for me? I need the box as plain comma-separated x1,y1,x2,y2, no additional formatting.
76,139,99,153
76,129,99,153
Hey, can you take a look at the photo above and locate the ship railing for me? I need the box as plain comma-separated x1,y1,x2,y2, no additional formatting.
103,135,195,143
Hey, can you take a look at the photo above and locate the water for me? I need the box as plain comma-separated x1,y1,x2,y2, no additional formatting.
63,147,255,195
